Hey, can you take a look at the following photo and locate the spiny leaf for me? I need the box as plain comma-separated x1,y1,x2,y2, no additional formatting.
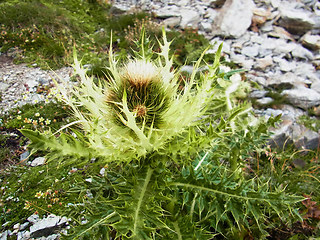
111,167,167,240
20,129,94,159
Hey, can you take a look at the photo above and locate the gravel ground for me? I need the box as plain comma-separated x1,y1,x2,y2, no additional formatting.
0,55,73,115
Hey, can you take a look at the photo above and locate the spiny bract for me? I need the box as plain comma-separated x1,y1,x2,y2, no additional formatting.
34,30,223,162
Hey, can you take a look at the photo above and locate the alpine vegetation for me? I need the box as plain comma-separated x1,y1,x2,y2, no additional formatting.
21,30,304,239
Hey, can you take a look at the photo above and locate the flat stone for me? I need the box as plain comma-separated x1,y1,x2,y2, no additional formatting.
209,39,231,54
301,32,320,50
230,53,254,69
282,86,320,110
266,72,302,89
20,151,30,162
241,45,259,57
200,21,212,32
311,81,320,94
250,90,268,99
255,55,273,70
292,123,320,149
30,214,63,238
109,5,131,14
291,45,314,60
256,97,273,106
19,222,30,231
27,214,40,224
211,0,255,38
179,9,200,28
162,17,181,28
268,26,295,41
0,82,10,92
278,6,315,35
155,5,181,18
278,59,297,72
30,157,46,167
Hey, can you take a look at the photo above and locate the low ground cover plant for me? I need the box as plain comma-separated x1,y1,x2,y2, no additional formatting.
16,31,308,239
0,0,213,74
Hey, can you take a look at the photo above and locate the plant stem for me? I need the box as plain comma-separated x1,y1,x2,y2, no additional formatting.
133,167,154,236
172,221,183,240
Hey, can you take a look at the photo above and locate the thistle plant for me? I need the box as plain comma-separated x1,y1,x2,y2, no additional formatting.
21,30,304,239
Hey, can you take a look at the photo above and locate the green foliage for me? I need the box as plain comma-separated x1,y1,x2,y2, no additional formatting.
298,115,320,132
17,33,307,239
0,102,70,131
168,28,214,66
0,0,215,74
0,0,110,69
248,144,320,238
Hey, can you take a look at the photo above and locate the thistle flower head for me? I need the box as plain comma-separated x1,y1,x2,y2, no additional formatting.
104,56,174,132
53,31,227,162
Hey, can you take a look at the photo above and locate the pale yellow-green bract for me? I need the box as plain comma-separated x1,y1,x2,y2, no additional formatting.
53,31,224,162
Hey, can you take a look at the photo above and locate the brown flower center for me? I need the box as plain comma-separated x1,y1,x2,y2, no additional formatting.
133,104,148,117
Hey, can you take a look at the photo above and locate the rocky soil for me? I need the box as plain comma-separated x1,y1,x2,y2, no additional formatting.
0,55,72,115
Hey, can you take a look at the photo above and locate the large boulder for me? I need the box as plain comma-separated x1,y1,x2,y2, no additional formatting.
211,0,255,38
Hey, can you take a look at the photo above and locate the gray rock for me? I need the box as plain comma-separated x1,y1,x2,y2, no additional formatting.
200,21,213,32
258,38,279,56
26,79,38,92
209,38,231,54
162,17,181,28
256,97,274,105
268,26,296,41
155,5,181,18
278,6,315,35
301,32,320,50
269,121,294,149
294,62,318,83
180,9,201,28
280,104,305,122
204,8,218,20
211,0,255,38
19,222,29,231
241,45,259,57
20,151,30,162
13,223,20,230
311,81,320,94
180,65,194,74
30,214,66,238
291,45,314,60
109,5,131,14
278,59,297,72
230,53,254,69
266,72,303,89
282,86,320,109
250,90,268,99
255,55,273,70
0,82,10,92
27,214,40,224
0,230,8,240
292,123,320,149
270,0,281,8
30,157,46,167
275,41,297,55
